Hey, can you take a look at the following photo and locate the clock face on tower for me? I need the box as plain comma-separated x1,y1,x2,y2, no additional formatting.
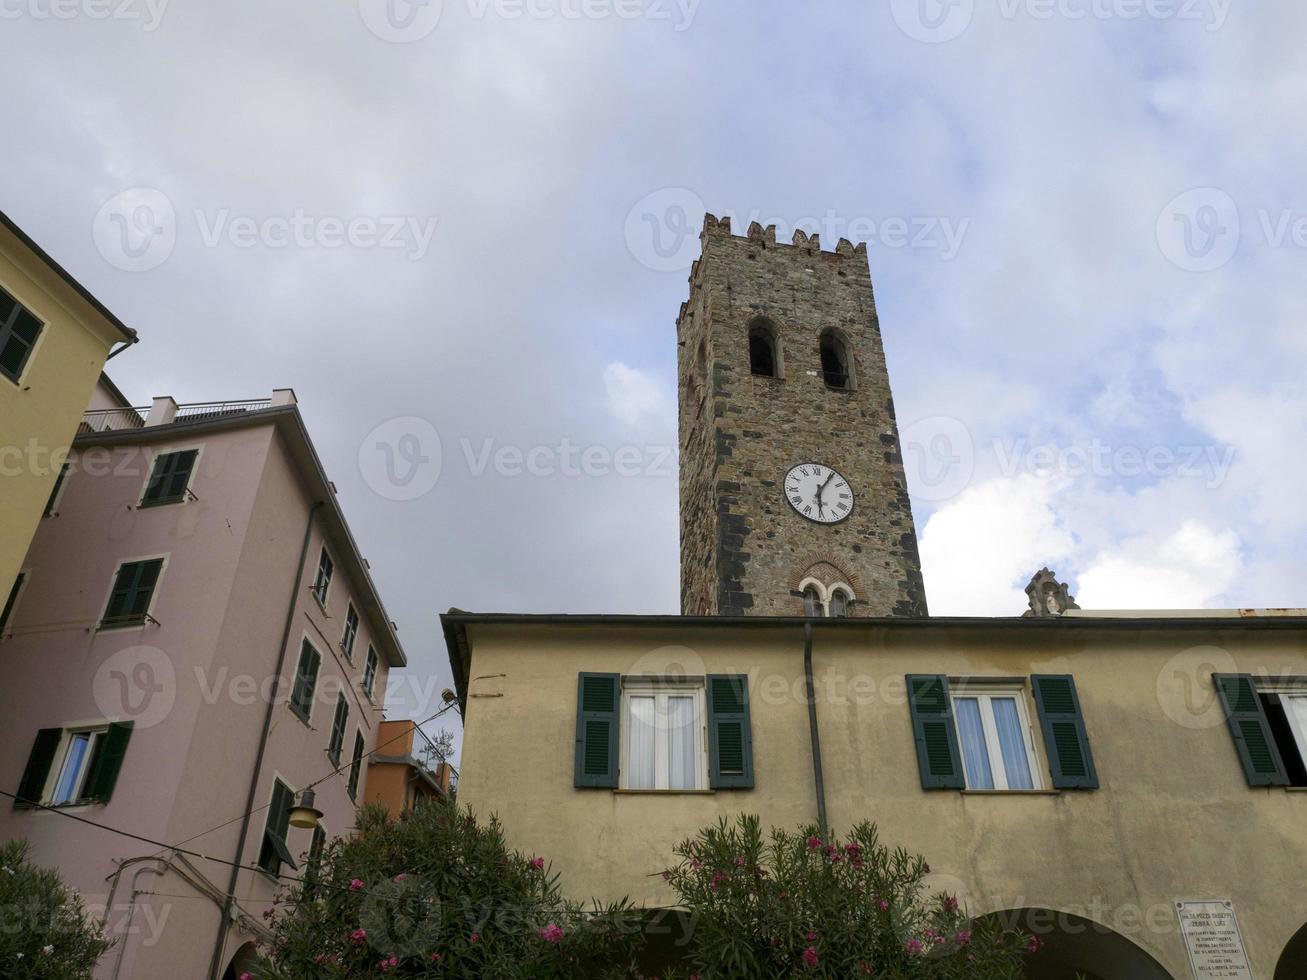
783,462,855,524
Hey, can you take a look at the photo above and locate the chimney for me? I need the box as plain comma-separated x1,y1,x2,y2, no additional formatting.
144,396,177,427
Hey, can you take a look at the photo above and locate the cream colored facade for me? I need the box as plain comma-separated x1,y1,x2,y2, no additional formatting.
446,612,1307,979
0,213,136,596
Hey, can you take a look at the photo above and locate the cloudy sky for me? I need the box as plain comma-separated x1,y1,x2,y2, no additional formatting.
4,0,1304,734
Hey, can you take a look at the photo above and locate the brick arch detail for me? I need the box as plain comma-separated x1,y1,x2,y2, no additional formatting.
787,552,864,597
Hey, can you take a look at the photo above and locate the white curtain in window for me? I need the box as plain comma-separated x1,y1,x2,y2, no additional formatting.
955,698,994,789
627,696,656,790
667,696,697,790
991,697,1034,790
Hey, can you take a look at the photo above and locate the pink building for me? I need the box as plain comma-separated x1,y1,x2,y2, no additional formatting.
0,379,406,980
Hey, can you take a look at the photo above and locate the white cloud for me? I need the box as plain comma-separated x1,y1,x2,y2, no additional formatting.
603,362,670,427
1076,521,1243,610
919,474,1075,616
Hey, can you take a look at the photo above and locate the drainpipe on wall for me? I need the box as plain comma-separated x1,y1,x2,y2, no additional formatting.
206,501,323,980
803,620,829,836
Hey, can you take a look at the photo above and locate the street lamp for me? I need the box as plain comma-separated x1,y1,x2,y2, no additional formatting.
288,788,323,830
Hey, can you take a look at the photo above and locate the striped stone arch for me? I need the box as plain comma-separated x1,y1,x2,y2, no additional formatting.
788,553,864,614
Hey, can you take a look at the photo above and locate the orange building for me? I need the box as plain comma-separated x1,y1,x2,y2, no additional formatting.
366,720,453,815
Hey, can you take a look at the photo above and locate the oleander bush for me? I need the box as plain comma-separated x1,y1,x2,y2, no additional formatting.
0,839,113,980
659,815,1033,979
251,801,642,979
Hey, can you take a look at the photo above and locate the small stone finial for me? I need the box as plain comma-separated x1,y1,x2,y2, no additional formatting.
1023,568,1081,618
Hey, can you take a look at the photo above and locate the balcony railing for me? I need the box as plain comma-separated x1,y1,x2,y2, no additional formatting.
80,399,274,434
80,407,147,433
174,398,273,422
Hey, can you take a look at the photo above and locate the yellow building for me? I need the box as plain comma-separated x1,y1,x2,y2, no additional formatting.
445,217,1307,978
444,609,1307,979
0,212,137,605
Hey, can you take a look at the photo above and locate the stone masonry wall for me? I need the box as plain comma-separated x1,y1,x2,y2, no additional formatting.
678,213,928,618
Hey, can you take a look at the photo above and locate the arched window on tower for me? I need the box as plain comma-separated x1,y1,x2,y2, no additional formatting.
748,320,779,378
819,330,851,390
829,587,851,618
803,585,822,617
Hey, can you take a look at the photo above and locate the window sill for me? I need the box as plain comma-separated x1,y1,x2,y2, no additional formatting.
96,620,150,633
961,789,1061,796
1283,787,1307,793
137,497,186,509
614,789,715,796
289,706,313,727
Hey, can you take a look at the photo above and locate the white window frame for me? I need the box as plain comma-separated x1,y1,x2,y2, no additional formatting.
619,678,708,792
1260,680,1307,768
798,577,855,618
950,683,1043,792
48,726,110,806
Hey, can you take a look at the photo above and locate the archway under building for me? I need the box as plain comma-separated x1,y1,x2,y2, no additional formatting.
221,941,260,980
1275,920,1307,979
976,907,1174,980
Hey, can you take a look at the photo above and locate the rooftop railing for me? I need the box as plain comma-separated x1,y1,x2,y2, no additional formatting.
80,398,274,434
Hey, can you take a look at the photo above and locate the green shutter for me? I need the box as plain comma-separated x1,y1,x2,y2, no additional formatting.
707,674,754,789
84,722,134,803
290,641,321,721
1214,674,1288,787
906,675,964,790
328,695,349,766
103,560,163,626
142,450,197,505
259,781,298,873
14,728,62,809
574,673,619,788
1031,675,1098,789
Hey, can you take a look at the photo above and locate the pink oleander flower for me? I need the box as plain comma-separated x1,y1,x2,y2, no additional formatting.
661,870,670,880
239,974,253,980
845,842,862,857
394,873,406,882
943,894,958,912
349,878,364,891
469,932,480,944
378,955,398,972
851,859,864,871
710,871,726,889
877,898,889,911
691,858,701,870
530,857,545,870
954,929,972,946
538,923,566,944
906,938,923,954
802,946,819,968
430,952,442,962
806,931,817,941
806,835,822,850
735,855,745,866
314,954,325,964
351,928,367,944
860,962,872,975
1027,936,1043,953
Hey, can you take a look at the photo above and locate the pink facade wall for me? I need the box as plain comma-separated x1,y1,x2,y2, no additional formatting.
0,415,392,980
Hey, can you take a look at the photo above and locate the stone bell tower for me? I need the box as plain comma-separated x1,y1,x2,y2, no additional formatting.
678,214,928,618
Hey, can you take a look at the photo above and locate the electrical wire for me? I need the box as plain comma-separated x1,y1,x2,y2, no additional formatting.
5,702,460,895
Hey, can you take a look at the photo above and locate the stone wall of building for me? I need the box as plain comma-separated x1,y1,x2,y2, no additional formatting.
677,213,927,617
